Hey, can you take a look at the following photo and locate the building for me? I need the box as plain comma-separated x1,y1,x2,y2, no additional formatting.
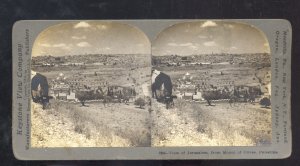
52,83,70,95
183,92,193,100
180,56,192,64
67,92,77,101
57,92,67,100
193,91,204,101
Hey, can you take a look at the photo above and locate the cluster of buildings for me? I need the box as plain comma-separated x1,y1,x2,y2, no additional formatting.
152,53,271,102
172,70,271,102
32,54,152,102
48,73,136,102
48,67,152,102
32,54,150,69
152,53,271,67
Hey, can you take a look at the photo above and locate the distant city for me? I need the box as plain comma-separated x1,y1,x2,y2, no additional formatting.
32,54,151,102
152,53,271,66
31,53,271,103
32,54,150,68
152,53,271,102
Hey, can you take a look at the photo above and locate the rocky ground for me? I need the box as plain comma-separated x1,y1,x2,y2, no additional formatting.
151,99,271,146
31,101,151,147
31,99,271,147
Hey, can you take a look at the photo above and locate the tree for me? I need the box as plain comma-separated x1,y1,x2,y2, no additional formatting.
94,92,104,100
134,97,146,109
260,97,271,108
77,90,93,106
202,91,215,106
103,96,112,107
202,90,222,106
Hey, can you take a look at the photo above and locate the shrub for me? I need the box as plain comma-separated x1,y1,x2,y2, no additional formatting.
202,91,219,106
260,97,271,108
77,90,93,106
134,97,146,109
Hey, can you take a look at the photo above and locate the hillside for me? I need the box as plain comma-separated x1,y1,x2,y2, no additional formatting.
151,99,271,146
31,101,151,147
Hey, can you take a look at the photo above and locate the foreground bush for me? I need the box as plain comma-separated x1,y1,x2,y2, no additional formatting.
134,97,146,109
260,97,271,108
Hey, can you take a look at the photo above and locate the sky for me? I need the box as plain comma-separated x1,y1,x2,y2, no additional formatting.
32,21,151,57
152,21,271,56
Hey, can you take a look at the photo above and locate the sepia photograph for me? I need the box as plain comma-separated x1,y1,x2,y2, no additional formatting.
12,19,292,159
150,21,272,146
30,21,152,147
30,21,272,148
